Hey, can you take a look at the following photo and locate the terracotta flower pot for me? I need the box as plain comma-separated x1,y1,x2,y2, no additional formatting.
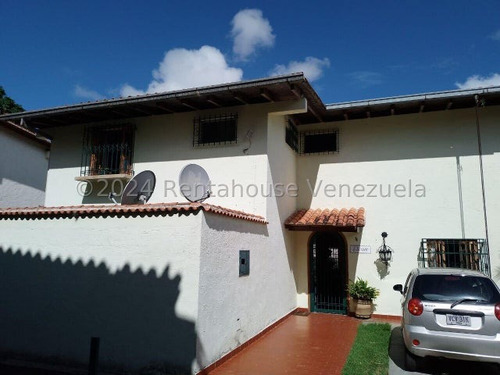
354,298,373,319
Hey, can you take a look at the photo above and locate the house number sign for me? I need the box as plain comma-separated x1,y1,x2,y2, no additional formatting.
349,245,371,254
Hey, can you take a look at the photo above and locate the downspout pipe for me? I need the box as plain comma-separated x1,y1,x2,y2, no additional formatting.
474,94,491,276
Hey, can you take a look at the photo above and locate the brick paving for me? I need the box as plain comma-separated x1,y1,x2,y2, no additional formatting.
207,313,361,375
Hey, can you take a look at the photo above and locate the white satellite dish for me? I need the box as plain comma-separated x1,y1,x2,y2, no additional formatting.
179,164,211,202
121,170,156,205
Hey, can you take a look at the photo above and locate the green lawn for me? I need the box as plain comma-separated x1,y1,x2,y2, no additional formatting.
342,323,392,375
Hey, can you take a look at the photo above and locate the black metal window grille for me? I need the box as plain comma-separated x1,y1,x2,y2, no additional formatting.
193,113,238,147
419,239,490,276
80,123,135,176
285,119,299,152
299,129,338,155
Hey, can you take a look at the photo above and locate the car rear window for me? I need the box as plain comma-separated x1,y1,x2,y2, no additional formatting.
412,274,500,303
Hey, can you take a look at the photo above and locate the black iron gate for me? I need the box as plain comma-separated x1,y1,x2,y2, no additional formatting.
309,232,347,314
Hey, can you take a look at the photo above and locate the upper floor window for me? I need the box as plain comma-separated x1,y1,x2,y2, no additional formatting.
80,123,135,176
300,129,338,155
286,120,299,152
193,113,238,147
285,121,339,155
419,239,489,275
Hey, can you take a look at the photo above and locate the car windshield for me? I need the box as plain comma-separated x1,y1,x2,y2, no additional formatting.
412,274,500,303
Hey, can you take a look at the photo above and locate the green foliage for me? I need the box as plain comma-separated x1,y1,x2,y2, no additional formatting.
347,278,380,301
0,86,24,114
342,323,391,375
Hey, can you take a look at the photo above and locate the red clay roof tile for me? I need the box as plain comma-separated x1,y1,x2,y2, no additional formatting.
285,207,365,231
0,202,267,224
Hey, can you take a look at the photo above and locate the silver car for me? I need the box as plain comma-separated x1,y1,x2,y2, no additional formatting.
394,268,500,370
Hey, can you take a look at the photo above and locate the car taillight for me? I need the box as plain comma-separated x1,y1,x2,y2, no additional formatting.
408,298,423,316
495,304,500,321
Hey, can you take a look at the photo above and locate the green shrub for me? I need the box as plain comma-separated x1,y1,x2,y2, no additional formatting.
347,278,380,301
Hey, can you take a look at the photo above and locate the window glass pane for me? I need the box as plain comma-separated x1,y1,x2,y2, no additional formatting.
300,129,338,154
420,239,488,275
200,119,236,144
194,114,237,146
412,275,500,303
81,124,134,176
286,120,298,152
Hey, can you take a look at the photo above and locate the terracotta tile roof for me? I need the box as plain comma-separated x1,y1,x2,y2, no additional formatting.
285,207,365,232
0,202,267,224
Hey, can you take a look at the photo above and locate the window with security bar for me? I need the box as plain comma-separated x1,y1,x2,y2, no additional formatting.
299,128,338,155
193,113,238,146
285,119,299,152
80,123,135,176
419,239,489,276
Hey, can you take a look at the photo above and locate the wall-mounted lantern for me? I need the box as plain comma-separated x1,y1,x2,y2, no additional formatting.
377,232,393,265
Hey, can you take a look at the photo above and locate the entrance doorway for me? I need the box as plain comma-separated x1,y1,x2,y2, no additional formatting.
309,231,347,314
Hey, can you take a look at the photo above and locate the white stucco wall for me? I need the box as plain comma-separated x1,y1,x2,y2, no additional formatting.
0,127,48,208
196,214,294,370
194,109,302,371
7,98,309,373
0,213,202,373
27,92,500,344
44,100,306,219
3,92,499,373
293,106,500,315
264,113,299,312
477,107,500,281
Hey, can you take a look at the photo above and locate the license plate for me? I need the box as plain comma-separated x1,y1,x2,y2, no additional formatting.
446,314,471,326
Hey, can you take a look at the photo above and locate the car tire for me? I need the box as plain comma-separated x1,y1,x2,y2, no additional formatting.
404,348,418,371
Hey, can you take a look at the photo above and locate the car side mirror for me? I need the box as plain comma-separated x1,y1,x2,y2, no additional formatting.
393,284,403,294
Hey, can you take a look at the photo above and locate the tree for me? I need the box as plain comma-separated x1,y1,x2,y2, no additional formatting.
0,86,24,114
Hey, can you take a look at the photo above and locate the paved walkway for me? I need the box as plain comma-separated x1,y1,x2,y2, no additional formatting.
207,313,360,375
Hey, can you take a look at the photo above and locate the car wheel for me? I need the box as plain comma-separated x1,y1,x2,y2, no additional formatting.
404,348,418,371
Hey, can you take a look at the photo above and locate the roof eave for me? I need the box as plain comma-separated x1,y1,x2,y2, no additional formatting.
0,73,309,125
326,86,500,111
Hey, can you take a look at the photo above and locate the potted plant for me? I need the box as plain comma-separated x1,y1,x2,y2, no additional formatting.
347,278,380,319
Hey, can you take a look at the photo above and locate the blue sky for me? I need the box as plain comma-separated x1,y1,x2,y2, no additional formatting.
1,0,499,110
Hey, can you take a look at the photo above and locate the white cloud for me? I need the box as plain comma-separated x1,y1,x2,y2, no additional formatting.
348,71,383,88
455,73,500,89
270,57,330,82
74,85,104,101
120,45,243,96
231,9,275,61
489,30,500,41
120,84,145,97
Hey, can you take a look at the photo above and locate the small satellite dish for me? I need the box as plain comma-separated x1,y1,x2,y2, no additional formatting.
121,170,156,205
179,164,211,202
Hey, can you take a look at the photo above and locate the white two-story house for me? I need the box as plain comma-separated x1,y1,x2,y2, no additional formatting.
0,73,499,374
